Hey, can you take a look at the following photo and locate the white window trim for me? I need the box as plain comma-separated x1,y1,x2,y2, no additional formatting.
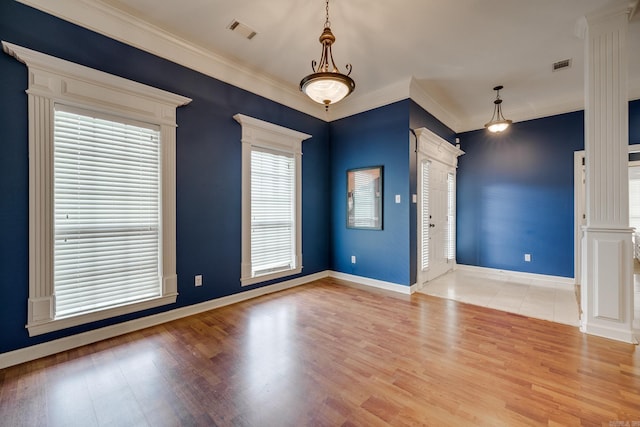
2,41,192,336
233,114,310,286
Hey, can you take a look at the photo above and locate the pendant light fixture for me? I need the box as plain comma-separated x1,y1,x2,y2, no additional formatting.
300,0,355,110
484,85,512,133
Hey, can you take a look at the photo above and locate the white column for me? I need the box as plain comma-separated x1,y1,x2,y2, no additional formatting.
580,1,636,343
27,93,55,325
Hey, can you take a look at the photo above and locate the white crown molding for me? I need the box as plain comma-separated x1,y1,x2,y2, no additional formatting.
585,0,635,25
458,98,586,133
14,0,639,135
326,78,463,133
327,78,412,122
409,78,462,133
16,0,328,121
458,79,640,133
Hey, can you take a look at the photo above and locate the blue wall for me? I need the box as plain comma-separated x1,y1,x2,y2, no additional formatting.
456,101,640,278
0,2,330,353
456,111,584,278
328,100,456,286
330,101,411,285
2,2,639,356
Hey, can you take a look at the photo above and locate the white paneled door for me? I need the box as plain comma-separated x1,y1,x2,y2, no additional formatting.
415,128,463,287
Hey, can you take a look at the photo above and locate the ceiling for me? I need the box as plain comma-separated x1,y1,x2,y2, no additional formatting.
20,0,640,132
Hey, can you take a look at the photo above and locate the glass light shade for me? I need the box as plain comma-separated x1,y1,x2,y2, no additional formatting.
300,72,355,106
484,85,512,133
486,120,511,133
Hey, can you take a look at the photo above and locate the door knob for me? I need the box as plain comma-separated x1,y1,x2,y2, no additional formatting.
429,223,435,228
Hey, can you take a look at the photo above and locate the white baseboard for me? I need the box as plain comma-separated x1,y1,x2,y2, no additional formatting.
0,271,329,369
580,321,639,345
455,264,575,290
328,271,413,294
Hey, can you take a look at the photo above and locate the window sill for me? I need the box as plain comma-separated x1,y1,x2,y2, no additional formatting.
241,267,302,287
26,293,178,337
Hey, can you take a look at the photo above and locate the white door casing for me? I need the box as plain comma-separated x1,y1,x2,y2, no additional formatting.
415,128,464,287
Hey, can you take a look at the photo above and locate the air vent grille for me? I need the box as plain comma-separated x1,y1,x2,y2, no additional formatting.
552,59,572,72
228,20,257,40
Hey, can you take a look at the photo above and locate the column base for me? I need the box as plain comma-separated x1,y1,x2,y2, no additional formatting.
580,227,636,344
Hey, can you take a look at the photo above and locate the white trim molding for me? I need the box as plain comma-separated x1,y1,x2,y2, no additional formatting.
2,41,192,336
0,271,329,370
12,0,640,134
415,127,464,168
15,0,466,132
409,78,462,133
455,264,575,291
580,227,637,343
415,127,464,286
579,1,637,344
16,0,326,121
234,114,311,286
328,271,415,295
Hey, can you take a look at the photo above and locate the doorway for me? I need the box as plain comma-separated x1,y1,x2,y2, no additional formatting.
415,128,463,287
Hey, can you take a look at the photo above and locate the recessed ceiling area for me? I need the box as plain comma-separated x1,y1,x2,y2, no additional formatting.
24,0,640,132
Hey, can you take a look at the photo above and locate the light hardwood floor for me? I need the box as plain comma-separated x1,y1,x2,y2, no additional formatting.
1,277,639,426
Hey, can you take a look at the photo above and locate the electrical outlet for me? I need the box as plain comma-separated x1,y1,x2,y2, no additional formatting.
524,254,531,262
351,255,356,264
195,274,203,286
395,194,401,203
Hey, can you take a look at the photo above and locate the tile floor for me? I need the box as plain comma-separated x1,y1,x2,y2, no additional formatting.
418,269,581,326
420,260,640,328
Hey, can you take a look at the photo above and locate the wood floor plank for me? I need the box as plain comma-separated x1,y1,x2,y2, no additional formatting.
1,277,639,426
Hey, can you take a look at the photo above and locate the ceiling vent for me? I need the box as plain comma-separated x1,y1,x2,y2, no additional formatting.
552,59,572,72
228,20,257,40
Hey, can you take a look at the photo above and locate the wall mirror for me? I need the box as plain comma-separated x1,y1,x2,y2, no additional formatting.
347,166,383,229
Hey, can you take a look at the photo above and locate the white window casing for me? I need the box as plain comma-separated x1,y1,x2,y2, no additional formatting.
234,114,311,286
2,41,192,336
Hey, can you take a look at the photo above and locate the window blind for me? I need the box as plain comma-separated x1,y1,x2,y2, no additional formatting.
251,148,296,277
446,172,456,260
421,161,430,270
53,106,161,318
353,170,377,227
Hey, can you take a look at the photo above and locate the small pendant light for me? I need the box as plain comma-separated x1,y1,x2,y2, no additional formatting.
485,85,512,133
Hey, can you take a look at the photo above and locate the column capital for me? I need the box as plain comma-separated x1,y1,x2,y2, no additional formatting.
575,0,635,38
